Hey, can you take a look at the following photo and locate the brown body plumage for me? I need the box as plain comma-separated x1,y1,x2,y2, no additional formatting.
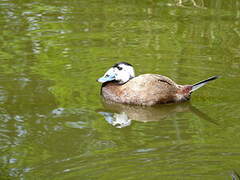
101,74,190,106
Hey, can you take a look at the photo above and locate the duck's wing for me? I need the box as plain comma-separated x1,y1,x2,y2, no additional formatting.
149,74,179,87
127,74,179,89
120,74,180,105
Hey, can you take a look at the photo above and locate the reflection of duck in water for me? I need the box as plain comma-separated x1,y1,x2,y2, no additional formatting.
97,62,219,106
98,100,217,128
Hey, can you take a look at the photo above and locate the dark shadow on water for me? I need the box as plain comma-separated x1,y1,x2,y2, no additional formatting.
231,170,240,180
97,100,218,128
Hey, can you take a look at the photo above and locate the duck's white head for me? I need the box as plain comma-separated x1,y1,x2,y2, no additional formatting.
97,62,135,84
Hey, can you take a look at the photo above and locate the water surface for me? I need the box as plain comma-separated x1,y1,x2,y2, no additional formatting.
0,0,240,179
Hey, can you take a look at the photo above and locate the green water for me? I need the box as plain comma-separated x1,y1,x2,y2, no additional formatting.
0,0,239,179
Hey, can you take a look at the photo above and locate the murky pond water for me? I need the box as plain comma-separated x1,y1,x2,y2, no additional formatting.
0,0,240,179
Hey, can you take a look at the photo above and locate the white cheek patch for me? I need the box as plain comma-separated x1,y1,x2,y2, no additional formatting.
100,63,135,84
113,65,134,84
121,65,135,78
116,72,129,83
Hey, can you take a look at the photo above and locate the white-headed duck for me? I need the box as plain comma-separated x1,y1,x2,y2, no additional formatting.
97,62,219,106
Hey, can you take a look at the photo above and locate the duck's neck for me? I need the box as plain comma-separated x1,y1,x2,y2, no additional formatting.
101,82,123,101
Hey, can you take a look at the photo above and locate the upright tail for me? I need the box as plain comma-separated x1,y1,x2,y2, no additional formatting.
190,76,219,93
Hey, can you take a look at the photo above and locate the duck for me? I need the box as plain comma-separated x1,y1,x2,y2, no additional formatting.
97,62,219,106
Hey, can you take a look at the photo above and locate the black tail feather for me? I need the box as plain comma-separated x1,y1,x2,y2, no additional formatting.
190,76,219,92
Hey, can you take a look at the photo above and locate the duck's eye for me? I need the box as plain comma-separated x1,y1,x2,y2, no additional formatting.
105,74,109,77
117,66,123,70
